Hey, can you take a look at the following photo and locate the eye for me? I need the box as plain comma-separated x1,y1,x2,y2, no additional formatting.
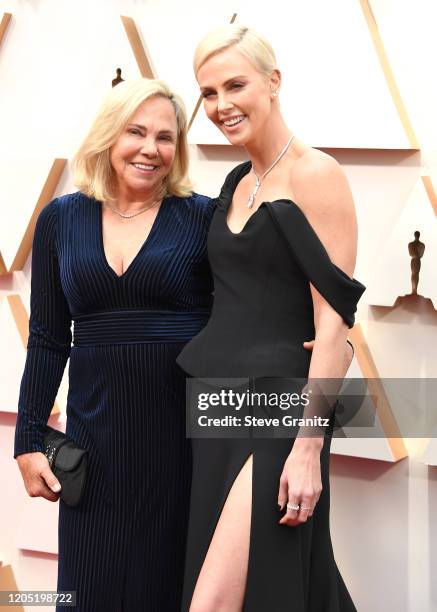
158,134,174,141
128,128,141,135
201,91,215,99
230,82,244,91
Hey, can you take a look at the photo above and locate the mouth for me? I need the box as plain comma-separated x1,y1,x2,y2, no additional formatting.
220,114,246,130
131,162,160,174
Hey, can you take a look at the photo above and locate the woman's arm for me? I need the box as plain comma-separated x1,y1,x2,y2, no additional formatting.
303,337,355,374
278,153,359,526
15,199,72,500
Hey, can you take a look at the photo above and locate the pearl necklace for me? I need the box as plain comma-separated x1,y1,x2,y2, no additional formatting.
104,199,160,219
247,134,295,208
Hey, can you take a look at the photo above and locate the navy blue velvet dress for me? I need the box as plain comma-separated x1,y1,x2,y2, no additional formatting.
14,192,214,611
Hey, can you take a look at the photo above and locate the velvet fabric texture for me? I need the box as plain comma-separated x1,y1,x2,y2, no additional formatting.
15,192,214,611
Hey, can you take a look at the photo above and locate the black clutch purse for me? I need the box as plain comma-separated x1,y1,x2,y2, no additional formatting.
43,426,88,507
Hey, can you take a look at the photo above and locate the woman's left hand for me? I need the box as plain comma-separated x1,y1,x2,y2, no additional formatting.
277,439,323,527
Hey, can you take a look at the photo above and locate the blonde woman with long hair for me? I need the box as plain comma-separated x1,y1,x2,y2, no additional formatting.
15,79,214,610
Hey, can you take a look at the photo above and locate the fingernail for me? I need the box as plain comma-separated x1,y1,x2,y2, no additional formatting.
52,483,61,492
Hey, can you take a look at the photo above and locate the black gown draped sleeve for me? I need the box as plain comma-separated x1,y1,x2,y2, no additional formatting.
265,200,366,328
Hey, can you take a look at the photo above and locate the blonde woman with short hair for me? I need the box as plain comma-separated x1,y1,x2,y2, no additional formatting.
15,78,214,610
177,25,365,611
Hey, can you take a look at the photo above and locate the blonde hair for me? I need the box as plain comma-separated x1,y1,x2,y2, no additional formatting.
193,24,277,77
73,78,192,202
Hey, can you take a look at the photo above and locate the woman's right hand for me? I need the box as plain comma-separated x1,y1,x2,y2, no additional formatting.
303,338,354,372
16,452,61,502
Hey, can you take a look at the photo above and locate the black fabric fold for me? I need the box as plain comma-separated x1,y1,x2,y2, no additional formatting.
266,200,366,328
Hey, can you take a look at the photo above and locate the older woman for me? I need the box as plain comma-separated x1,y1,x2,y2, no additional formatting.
177,26,365,611
14,79,214,610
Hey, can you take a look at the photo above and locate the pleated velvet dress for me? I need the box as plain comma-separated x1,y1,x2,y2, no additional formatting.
14,191,214,611
177,162,366,611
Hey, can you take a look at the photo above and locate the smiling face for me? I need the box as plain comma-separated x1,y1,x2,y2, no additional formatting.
109,96,178,199
197,46,279,147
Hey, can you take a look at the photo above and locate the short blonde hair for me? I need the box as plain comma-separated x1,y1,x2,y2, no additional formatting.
194,25,277,77
73,79,192,202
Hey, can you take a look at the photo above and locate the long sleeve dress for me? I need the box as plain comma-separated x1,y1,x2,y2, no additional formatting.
177,161,366,611
14,191,214,611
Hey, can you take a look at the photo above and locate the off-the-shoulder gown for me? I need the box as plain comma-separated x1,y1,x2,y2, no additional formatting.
14,192,214,611
177,161,366,611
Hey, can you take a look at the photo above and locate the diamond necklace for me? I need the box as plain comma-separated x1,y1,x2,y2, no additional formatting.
104,199,160,219
247,133,295,208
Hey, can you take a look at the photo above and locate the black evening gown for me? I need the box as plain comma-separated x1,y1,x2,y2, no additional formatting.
14,192,214,611
177,162,366,611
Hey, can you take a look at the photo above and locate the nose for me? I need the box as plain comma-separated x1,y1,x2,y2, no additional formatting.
217,91,232,113
140,136,158,157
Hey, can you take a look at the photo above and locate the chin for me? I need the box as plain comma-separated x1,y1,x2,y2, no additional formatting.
221,130,249,147
232,136,250,148
129,178,159,193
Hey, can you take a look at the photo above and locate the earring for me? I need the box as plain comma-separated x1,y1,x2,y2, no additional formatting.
272,89,279,97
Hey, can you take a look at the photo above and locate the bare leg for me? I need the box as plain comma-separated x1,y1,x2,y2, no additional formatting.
189,454,253,612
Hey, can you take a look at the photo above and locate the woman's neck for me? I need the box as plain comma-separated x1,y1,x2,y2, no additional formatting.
244,113,293,176
112,184,162,213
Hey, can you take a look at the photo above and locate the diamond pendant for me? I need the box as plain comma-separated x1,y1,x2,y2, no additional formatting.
247,178,261,208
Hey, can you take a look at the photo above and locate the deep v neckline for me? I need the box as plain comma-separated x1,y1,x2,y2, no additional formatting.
224,163,266,235
224,162,297,236
224,202,268,235
98,197,168,280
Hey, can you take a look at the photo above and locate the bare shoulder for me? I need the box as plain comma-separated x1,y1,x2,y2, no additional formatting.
290,148,358,275
291,149,352,211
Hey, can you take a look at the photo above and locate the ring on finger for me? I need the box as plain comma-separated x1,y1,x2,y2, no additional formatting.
286,502,300,511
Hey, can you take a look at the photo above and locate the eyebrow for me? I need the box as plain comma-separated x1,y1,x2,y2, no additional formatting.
127,123,176,135
200,75,247,91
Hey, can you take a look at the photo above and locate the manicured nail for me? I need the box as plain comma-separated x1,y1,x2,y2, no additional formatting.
52,483,61,492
